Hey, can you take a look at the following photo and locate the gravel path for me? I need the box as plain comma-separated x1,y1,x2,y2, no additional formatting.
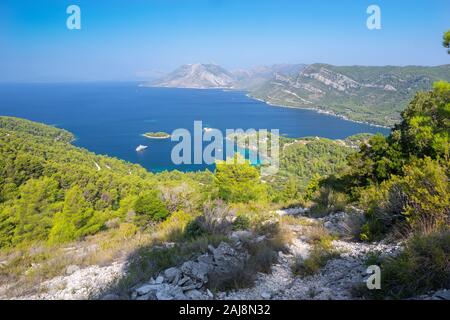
221,233,400,300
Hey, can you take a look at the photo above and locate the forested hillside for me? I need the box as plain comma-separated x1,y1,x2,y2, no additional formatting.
250,64,450,127
0,117,213,248
308,81,450,298
0,116,356,249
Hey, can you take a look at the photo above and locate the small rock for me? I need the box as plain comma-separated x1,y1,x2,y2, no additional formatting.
230,230,253,242
185,289,205,300
177,276,192,286
181,261,210,283
255,235,266,243
164,267,181,283
434,290,450,300
135,284,162,296
197,254,213,265
261,291,271,299
136,291,157,300
207,289,214,298
180,284,198,292
156,285,186,300
155,275,164,284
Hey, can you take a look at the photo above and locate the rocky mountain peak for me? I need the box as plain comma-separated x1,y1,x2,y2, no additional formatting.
149,63,235,89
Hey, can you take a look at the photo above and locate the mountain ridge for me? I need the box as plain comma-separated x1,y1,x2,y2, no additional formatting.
147,63,450,126
147,63,235,89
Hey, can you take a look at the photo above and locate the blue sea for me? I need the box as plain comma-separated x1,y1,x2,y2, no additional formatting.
0,83,390,172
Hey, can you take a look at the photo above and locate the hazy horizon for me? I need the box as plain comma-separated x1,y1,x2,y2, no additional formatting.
1,61,450,84
1,0,449,82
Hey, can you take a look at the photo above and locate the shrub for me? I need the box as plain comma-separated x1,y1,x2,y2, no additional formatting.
291,226,339,276
159,182,201,213
155,210,193,242
184,200,235,238
233,214,251,231
232,201,275,231
397,158,449,232
214,155,267,203
246,242,278,273
113,223,138,239
184,219,206,239
133,191,169,227
359,230,450,299
309,187,348,217
358,157,449,240
48,186,105,244
292,245,339,277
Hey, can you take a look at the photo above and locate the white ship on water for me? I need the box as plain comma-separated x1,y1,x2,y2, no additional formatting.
136,145,148,152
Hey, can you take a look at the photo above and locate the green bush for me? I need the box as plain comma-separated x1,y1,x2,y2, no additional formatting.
233,214,251,231
48,186,105,244
133,191,169,227
398,158,449,232
360,230,450,299
184,219,206,239
214,155,267,203
359,157,449,240
292,244,339,276
309,187,348,217
155,210,193,242
334,82,450,239
342,81,450,195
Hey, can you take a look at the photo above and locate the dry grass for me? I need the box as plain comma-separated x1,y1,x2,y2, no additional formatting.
291,246,340,276
0,223,152,298
302,224,335,245
280,215,318,227
290,224,340,277
150,210,194,242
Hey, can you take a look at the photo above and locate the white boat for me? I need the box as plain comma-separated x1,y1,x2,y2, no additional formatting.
136,145,148,152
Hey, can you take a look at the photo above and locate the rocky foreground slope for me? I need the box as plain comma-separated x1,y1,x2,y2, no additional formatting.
9,210,447,301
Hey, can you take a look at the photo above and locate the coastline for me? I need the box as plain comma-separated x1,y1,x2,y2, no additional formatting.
245,93,393,129
139,84,233,90
141,84,392,129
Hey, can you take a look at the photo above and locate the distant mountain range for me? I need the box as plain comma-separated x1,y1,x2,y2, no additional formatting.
146,63,450,127
149,63,234,89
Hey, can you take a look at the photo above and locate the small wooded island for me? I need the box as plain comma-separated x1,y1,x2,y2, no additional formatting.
142,131,171,139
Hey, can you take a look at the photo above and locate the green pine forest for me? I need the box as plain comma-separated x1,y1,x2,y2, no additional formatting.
0,31,449,300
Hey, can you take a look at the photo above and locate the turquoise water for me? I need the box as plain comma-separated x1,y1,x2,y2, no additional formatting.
0,83,390,172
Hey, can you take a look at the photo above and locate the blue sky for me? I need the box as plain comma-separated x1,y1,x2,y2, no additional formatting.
0,0,449,82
